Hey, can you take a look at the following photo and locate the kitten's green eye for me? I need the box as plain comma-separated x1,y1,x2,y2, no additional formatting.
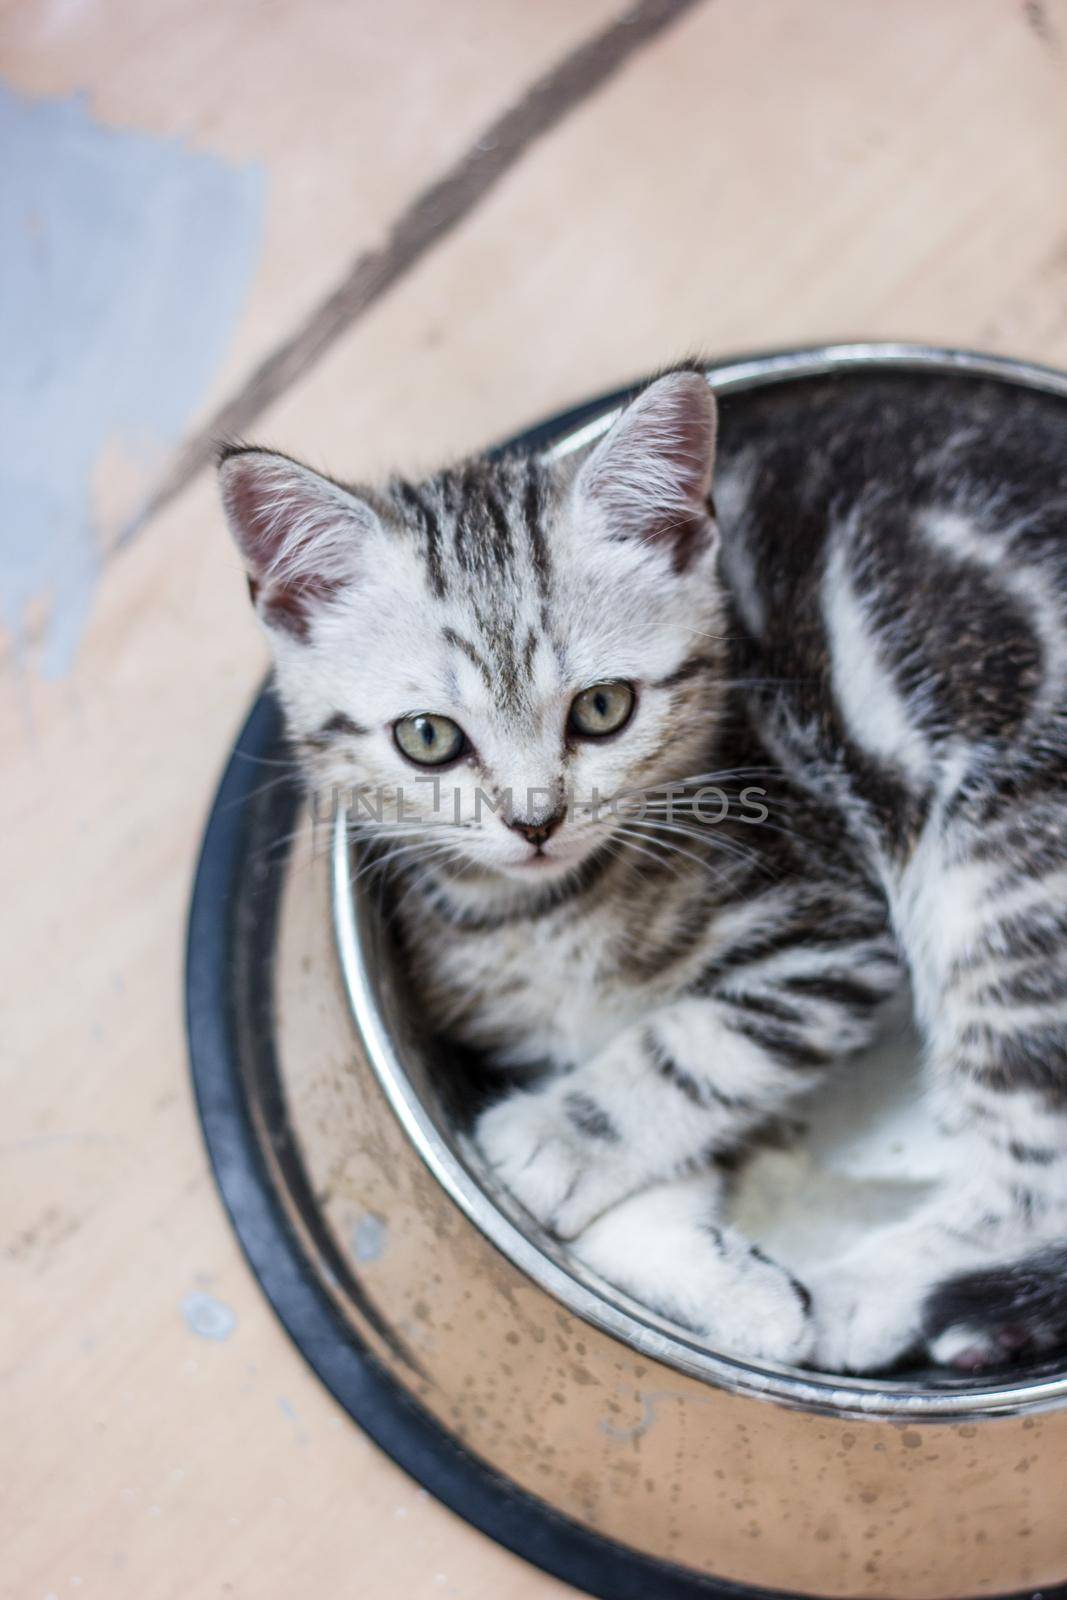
393,713,467,767
568,681,635,739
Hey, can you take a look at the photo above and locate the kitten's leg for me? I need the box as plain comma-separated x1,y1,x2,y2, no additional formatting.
475,897,899,1238
811,803,1067,1373
573,1172,815,1365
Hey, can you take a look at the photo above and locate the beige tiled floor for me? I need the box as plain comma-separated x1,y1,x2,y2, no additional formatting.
4,3,1067,1596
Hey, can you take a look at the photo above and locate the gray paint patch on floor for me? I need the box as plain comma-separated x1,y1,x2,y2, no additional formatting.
0,82,266,675
181,1291,237,1341
353,1213,388,1263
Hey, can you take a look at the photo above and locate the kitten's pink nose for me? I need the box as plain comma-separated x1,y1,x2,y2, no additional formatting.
508,811,564,848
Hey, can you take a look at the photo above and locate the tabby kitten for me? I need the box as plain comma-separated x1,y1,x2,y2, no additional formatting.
221,367,1067,1373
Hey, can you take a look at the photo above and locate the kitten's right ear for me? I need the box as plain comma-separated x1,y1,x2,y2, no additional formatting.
218,447,378,642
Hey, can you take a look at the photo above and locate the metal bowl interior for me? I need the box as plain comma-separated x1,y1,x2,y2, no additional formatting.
332,343,1067,1424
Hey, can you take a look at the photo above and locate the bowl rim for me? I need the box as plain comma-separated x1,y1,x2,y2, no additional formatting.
333,341,1067,1421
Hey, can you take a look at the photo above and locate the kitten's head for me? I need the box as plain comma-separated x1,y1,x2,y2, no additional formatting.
220,369,727,885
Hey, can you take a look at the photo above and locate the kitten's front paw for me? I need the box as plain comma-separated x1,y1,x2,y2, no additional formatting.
809,1259,926,1375
712,1258,816,1368
809,1207,1067,1374
809,1219,996,1374
573,1179,815,1366
474,1087,638,1238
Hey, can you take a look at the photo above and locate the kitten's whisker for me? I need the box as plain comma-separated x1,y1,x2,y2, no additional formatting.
618,819,757,882
362,855,465,923
231,747,305,771
598,839,665,919
348,832,459,887
220,771,306,813
605,767,785,808
676,624,733,642
611,827,691,882
624,812,757,851
624,817,773,880
573,771,783,821
385,846,469,922
351,824,450,843
637,799,808,846
639,796,806,838
349,843,426,888
614,827,738,893
637,765,784,788
718,675,816,690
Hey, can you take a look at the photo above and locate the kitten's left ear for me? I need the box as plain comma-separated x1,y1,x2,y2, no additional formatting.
573,370,717,572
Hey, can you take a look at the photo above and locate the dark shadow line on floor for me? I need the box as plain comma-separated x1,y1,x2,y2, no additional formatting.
118,0,707,548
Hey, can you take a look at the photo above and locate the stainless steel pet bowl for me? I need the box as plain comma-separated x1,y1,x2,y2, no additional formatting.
188,346,1067,1600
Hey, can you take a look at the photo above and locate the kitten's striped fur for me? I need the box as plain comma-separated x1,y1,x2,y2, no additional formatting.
222,367,1067,1373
